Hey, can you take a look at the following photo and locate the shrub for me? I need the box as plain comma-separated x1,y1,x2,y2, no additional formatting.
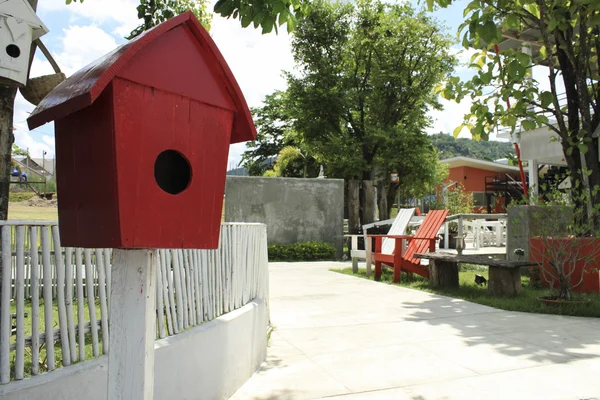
9,192,35,202
268,241,336,261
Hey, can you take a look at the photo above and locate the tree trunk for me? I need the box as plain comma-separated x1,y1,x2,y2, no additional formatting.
558,275,571,300
386,182,399,217
0,86,17,342
0,0,36,326
361,180,376,225
348,180,360,234
0,87,17,220
377,181,389,221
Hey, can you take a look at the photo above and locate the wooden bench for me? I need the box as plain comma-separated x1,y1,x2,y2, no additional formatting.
415,252,539,297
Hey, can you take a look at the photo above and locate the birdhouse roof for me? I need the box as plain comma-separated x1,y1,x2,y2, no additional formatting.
27,11,256,144
0,0,48,40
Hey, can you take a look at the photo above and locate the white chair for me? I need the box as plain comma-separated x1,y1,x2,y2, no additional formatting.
346,208,416,272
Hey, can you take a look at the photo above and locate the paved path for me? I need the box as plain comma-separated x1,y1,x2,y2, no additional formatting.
231,262,600,400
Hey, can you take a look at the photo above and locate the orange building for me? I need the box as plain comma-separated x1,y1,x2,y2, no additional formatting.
441,157,526,213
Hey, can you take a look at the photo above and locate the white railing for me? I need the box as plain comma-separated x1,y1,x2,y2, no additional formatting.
0,222,268,384
443,214,507,250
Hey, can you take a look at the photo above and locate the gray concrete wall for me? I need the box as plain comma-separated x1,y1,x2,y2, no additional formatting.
225,176,345,258
507,205,570,261
0,300,268,400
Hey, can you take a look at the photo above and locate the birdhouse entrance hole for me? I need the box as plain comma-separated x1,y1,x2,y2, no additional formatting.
6,44,20,58
154,150,191,195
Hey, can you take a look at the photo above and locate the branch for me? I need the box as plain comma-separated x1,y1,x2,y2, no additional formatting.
34,39,61,74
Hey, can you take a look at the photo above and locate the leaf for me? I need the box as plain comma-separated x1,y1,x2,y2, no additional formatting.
480,71,492,84
539,45,548,60
453,124,465,138
522,119,536,130
279,8,289,26
507,60,526,80
504,14,520,30
516,52,530,68
524,3,541,19
241,13,252,28
427,0,435,12
478,20,498,44
540,91,553,108
214,0,229,14
262,16,275,34
578,143,589,154
287,14,297,32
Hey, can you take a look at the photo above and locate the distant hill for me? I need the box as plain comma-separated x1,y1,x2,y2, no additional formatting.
429,133,515,161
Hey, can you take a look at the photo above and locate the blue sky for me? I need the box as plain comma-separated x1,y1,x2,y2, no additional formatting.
17,0,482,168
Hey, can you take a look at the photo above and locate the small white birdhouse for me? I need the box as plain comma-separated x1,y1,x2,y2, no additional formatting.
0,0,48,87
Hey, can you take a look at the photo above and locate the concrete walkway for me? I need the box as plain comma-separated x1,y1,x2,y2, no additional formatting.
231,262,600,400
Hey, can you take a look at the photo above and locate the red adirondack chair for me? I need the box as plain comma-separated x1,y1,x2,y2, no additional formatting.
368,209,449,282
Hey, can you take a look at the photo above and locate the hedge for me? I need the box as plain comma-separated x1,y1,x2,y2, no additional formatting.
268,241,336,261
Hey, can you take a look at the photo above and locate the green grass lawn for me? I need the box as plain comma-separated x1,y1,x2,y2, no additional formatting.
8,205,58,221
9,299,104,380
331,265,600,318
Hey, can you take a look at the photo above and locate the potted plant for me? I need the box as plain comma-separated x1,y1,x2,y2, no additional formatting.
528,185,600,303
432,183,474,249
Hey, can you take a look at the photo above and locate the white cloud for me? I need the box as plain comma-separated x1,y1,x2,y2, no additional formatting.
428,96,473,137
209,16,294,166
210,16,294,108
39,0,139,37
14,24,119,159
52,25,119,75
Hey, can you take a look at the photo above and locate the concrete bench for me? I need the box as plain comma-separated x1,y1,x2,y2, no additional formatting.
415,252,539,297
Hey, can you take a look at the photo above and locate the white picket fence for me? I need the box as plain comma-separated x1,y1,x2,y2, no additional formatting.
0,221,269,384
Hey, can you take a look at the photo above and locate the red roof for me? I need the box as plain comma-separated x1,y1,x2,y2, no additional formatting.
27,12,256,144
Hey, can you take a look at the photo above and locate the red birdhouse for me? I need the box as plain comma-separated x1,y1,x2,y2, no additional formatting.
27,12,256,249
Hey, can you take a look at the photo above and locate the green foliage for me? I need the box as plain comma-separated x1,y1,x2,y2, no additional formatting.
263,146,318,177
429,133,515,161
67,0,212,38
12,144,27,157
286,0,455,181
430,183,474,216
9,192,35,203
242,91,295,176
430,183,474,233
524,182,600,300
213,0,309,34
243,0,456,211
268,241,336,261
127,0,212,38
28,179,57,194
427,0,600,211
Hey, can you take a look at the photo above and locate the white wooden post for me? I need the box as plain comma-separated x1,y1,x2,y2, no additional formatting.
365,236,372,278
497,221,505,247
528,159,539,203
107,249,157,400
443,221,449,249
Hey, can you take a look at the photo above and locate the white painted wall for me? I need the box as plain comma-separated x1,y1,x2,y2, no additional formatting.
0,299,268,400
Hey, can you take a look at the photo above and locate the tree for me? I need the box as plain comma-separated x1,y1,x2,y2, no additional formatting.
128,0,212,39
213,0,308,34
241,91,294,176
527,184,600,299
263,146,319,177
428,0,600,215
284,0,456,223
0,0,41,221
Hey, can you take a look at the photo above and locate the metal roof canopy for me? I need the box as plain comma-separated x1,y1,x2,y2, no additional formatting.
497,25,596,73
440,156,523,174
